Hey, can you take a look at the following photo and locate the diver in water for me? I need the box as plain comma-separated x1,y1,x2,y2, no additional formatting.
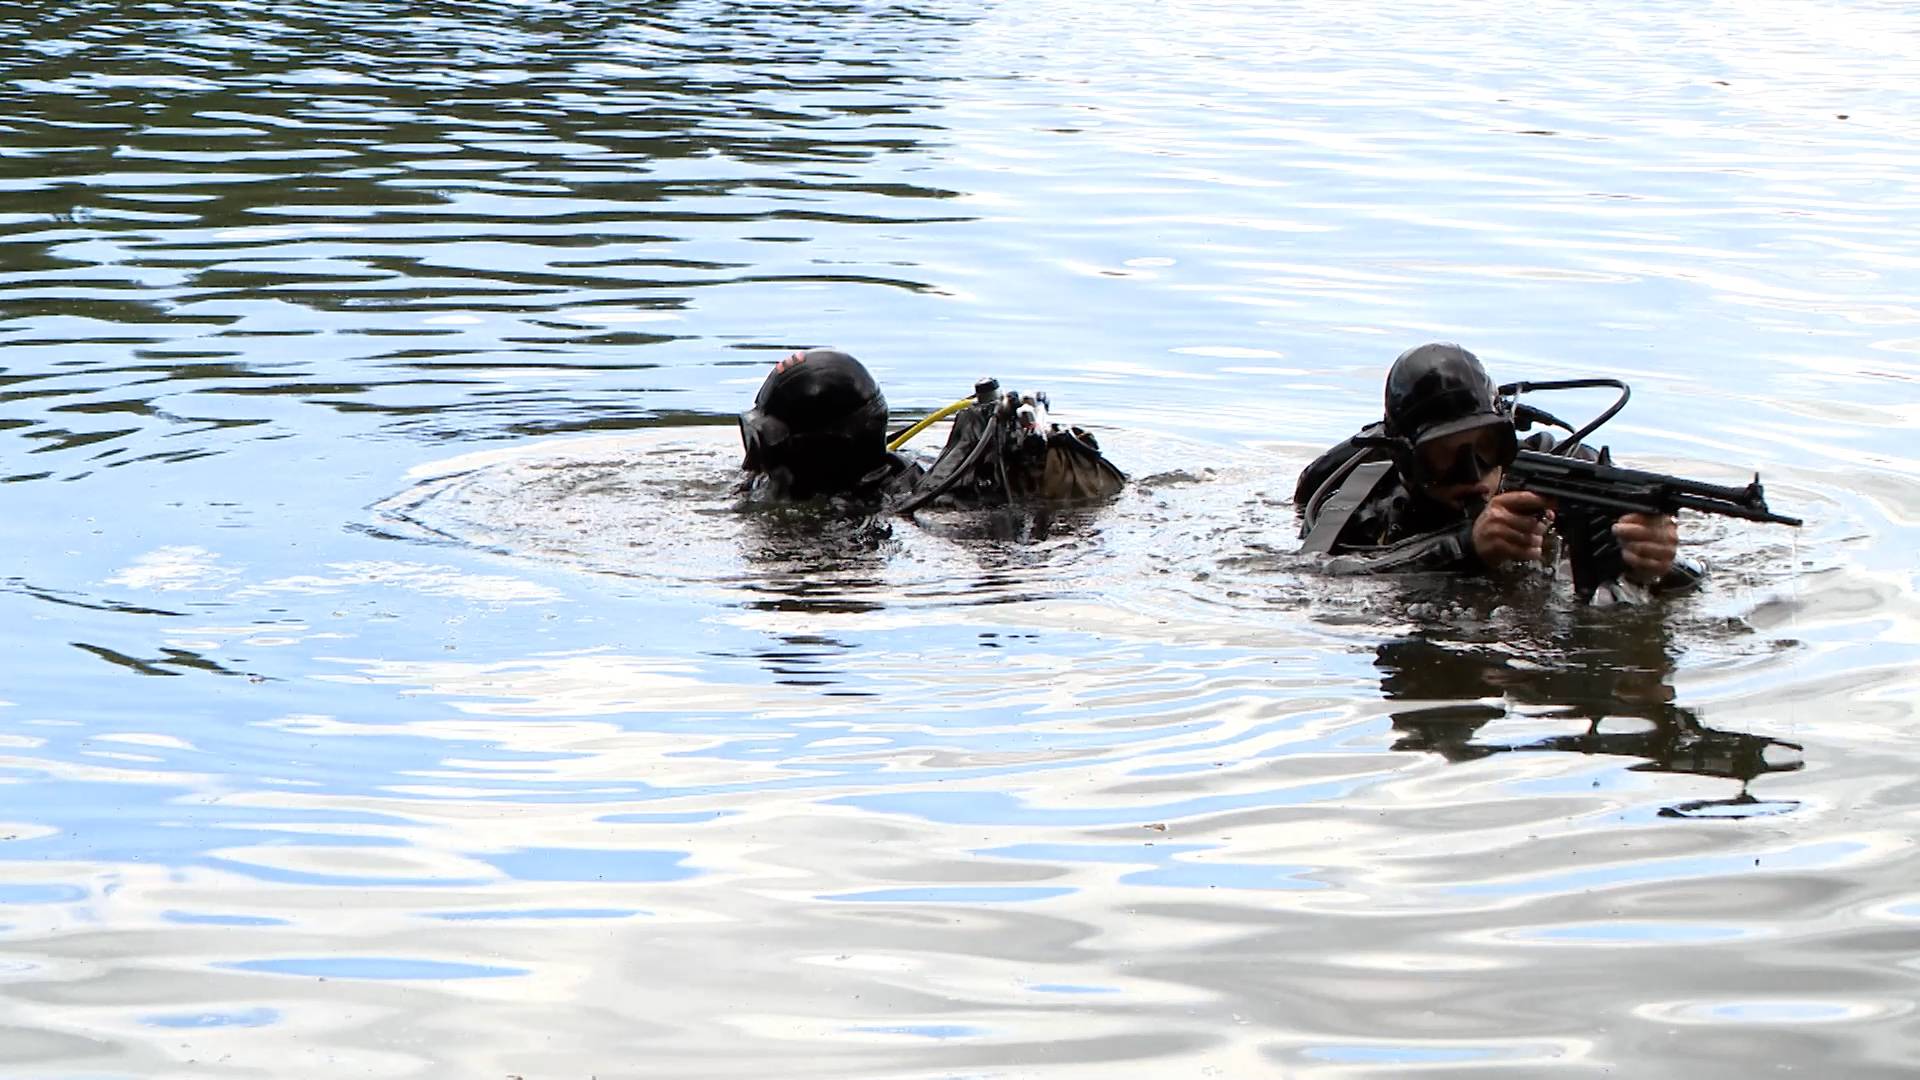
738,347,1125,512
737,348,923,507
1293,342,1696,597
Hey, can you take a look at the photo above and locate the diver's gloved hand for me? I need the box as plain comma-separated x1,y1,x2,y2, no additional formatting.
1614,512,1679,583
1471,490,1554,565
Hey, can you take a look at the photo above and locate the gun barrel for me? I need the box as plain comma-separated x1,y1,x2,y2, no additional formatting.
1668,492,1802,527
1507,450,1800,526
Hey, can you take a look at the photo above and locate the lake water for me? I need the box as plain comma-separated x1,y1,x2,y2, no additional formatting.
4,1,1919,1076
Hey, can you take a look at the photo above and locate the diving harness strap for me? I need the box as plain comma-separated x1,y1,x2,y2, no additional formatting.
1300,457,1393,556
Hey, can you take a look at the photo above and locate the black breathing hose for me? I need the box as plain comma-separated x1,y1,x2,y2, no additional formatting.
1498,378,1631,455
893,411,1001,515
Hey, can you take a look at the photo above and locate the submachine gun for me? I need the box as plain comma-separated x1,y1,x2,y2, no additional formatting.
1496,378,1803,600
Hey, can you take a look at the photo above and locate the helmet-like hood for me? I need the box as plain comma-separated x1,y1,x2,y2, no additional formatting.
739,348,890,496
1384,342,1511,449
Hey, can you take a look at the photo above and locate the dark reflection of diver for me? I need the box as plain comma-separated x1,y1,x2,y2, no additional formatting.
1374,604,1803,819
733,492,900,617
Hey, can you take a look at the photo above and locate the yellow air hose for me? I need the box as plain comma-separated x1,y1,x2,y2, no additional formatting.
886,397,973,452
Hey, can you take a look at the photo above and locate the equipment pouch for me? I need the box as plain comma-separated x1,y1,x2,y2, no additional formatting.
896,392,1124,513
1022,427,1126,502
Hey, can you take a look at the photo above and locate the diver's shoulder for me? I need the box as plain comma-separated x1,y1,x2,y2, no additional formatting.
1295,421,1390,507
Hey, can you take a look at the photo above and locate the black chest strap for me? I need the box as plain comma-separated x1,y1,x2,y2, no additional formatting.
1300,458,1394,555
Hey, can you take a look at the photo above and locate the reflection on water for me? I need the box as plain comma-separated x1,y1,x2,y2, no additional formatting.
736,504,899,613
1376,616,1804,819
5,0,1920,1076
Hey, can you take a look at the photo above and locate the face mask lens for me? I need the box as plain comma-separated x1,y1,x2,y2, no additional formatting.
1485,424,1517,470
1419,428,1510,486
738,416,760,468
1440,444,1482,485
740,411,787,470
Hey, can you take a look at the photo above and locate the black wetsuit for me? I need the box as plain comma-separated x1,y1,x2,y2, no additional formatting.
738,452,925,511
1294,424,1703,594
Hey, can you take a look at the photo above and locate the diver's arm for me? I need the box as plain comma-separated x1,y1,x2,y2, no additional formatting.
1323,489,1555,576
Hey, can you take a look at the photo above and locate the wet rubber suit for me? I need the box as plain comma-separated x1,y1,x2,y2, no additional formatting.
1296,423,1560,574
737,348,923,509
741,447,922,510
1293,423,1705,596
733,449,921,507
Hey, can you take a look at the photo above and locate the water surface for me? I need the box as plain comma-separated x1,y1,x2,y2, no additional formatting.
3,1,1919,1077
